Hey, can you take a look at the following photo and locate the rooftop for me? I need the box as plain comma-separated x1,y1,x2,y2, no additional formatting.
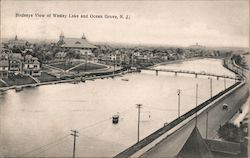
176,126,213,158
58,35,97,49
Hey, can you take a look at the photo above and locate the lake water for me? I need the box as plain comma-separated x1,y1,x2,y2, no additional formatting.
0,58,235,157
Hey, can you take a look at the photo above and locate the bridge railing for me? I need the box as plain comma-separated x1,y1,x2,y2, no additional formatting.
114,81,244,158
141,68,236,80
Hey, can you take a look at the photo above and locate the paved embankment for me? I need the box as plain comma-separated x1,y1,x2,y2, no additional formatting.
114,81,248,158
140,81,248,157
114,56,248,158
139,56,249,157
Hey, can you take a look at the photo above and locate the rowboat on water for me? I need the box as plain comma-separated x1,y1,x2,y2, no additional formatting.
121,78,129,81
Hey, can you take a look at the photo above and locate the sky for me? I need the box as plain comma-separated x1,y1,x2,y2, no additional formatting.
1,0,249,47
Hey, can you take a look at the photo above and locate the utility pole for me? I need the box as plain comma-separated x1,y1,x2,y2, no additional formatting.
136,104,143,143
206,111,208,139
177,89,181,117
241,66,244,77
195,84,198,126
235,73,237,83
209,78,212,98
70,130,79,158
224,77,226,90
113,58,116,76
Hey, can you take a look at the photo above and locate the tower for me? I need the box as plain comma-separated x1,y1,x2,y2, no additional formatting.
81,33,86,39
15,35,18,40
59,32,64,41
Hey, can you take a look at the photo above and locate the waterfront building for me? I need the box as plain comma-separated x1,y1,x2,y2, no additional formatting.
0,60,9,79
9,53,23,72
57,33,97,58
22,55,41,76
121,53,130,65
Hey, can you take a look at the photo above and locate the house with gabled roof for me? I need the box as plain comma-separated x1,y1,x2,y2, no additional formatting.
22,55,41,77
9,53,23,72
0,59,9,79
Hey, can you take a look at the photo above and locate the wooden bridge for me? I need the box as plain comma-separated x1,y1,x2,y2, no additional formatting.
142,68,239,80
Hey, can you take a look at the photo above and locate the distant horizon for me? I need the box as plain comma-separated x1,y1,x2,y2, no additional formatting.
1,1,248,48
1,36,249,50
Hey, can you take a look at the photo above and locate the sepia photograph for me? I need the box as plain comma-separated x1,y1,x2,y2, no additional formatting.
0,0,249,157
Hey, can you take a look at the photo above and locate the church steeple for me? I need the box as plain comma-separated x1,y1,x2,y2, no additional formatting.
15,35,18,40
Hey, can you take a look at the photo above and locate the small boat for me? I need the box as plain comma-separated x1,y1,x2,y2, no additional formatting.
72,80,79,84
112,114,119,124
121,78,129,81
15,86,23,92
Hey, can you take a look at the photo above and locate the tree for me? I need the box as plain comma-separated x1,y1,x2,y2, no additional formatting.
218,123,240,143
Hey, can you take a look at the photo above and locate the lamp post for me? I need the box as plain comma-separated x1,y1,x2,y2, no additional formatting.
195,84,198,125
206,111,208,138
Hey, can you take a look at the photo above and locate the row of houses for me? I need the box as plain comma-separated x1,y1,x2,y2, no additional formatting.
0,43,41,79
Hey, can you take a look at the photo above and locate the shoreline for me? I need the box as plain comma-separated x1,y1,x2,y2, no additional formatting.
0,56,242,92
148,56,224,69
0,69,138,92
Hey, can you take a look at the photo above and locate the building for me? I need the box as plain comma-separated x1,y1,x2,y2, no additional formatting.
176,126,214,158
23,55,41,77
0,43,10,60
0,60,9,79
55,52,67,60
57,33,97,58
9,53,23,72
175,126,247,158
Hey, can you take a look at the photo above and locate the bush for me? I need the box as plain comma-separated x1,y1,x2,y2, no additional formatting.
218,123,240,143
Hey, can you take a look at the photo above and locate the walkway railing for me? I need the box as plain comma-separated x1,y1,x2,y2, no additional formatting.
142,68,236,80
114,81,245,158
114,57,247,158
